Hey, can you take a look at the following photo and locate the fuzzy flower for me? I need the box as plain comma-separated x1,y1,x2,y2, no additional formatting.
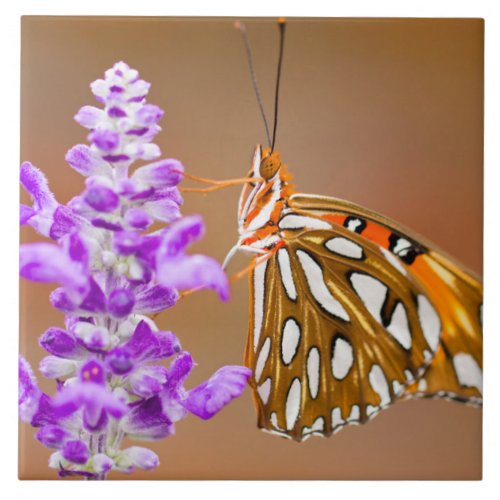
19,62,250,480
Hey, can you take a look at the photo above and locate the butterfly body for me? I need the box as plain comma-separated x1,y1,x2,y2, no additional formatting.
235,145,483,442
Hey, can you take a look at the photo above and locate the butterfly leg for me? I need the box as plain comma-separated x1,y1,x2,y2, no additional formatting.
179,171,263,193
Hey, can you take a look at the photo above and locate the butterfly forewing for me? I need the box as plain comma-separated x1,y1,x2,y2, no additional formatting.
246,221,445,442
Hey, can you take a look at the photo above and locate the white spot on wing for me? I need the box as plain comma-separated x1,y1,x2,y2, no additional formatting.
277,248,297,300
386,302,412,349
417,378,427,391
296,250,349,321
253,261,268,351
281,318,301,365
279,214,332,230
453,353,482,394
417,295,441,352
331,408,344,428
257,378,272,404
392,380,404,396
331,336,354,380
307,347,321,399
348,405,360,422
350,273,387,323
325,237,364,259
302,417,325,438
369,364,391,407
285,378,301,430
380,247,407,275
255,337,271,382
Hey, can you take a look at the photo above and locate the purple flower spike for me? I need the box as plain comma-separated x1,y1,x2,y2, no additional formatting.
108,289,135,318
19,62,252,480
62,440,90,465
184,366,252,420
84,184,120,212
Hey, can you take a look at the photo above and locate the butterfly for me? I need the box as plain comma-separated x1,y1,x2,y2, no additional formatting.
222,20,483,442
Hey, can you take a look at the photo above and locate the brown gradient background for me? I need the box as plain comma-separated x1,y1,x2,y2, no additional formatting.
19,17,483,480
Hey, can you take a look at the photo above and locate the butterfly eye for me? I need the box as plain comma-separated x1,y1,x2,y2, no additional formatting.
260,154,281,180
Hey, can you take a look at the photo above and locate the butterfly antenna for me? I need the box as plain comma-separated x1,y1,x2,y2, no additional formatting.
271,18,286,153
235,21,272,149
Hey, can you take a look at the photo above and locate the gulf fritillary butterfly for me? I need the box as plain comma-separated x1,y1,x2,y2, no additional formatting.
188,20,483,442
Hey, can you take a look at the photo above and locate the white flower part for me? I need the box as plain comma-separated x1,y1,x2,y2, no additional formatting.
73,322,111,349
113,387,130,404
92,454,115,474
39,356,78,379
102,250,117,267
116,447,159,471
127,255,143,280
48,451,67,469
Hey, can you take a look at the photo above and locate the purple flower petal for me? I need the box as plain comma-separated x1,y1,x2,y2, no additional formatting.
20,204,35,225
129,365,168,398
124,207,153,229
19,355,41,423
113,231,143,255
39,327,86,359
84,184,120,212
74,105,105,129
157,214,204,258
65,144,112,177
132,159,184,188
107,347,134,376
20,162,57,211
116,447,159,471
184,365,251,420
89,128,120,152
135,104,164,126
91,216,123,231
143,198,181,223
157,254,229,301
108,288,135,318
120,396,173,441
62,440,89,465
133,284,178,314
39,356,77,379
36,425,70,448
165,351,194,392
93,454,114,474
20,243,89,302
49,205,83,240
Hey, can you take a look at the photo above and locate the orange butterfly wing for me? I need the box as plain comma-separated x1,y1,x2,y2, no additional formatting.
289,194,483,404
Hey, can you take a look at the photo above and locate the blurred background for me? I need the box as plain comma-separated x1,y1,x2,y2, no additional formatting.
20,17,483,479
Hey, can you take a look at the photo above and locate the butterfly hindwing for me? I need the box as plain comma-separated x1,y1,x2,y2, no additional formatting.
246,221,445,441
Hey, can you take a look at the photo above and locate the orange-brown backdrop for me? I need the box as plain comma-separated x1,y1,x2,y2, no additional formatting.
19,17,483,480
